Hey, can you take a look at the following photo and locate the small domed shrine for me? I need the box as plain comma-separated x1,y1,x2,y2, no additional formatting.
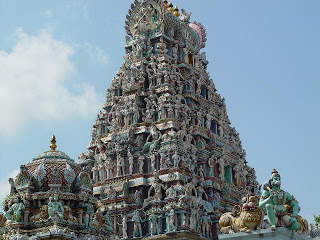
0,136,113,240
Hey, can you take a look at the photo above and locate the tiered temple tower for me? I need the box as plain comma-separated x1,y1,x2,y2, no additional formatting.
78,0,259,239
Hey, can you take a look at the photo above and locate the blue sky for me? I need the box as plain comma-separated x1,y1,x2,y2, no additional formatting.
0,0,319,224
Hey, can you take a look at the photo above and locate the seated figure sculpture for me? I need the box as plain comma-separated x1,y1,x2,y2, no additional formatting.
259,169,300,231
5,196,25,223
48,194,64,220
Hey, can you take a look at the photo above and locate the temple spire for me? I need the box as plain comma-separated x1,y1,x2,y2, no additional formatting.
50,134,57,151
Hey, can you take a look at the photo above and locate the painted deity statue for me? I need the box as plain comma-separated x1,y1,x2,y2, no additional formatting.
166,208,176,232
259,169,300,231
148,172,166,201
84,202,94,228
149,212,159,235
133,210,143,238
48,194,64,220
5,196,25,223
104,212,113,232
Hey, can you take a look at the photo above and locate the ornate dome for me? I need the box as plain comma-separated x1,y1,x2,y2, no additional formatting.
2,136,111,240
14,135,84,191
32,150,74,163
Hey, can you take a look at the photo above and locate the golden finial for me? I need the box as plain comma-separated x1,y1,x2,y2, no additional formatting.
174,5,180,17
168,2,174,13
163,0,168,9
50,134,57,151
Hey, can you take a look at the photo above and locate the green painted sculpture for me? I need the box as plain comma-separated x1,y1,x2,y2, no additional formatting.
104,212,113,232
259,169,300,231
48,194,64,220
5,196,25,223
84,202,94,228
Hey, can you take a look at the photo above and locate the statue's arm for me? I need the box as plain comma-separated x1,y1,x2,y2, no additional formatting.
259,190,271,208
287,192,299,216
59,203,65,214
148,186,153,197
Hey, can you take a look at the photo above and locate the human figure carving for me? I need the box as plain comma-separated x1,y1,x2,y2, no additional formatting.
48,194,64,220
135,189,144,207
135,154,144,173
133,210,143,238
148,172,166,201
259,169,300,231
167,208,176,232
84,201,94,228
5,196,25,223
128,149,134,174
149,212,159,235
172,151,180,168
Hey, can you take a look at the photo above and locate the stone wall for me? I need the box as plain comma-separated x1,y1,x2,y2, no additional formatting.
219,227,311,240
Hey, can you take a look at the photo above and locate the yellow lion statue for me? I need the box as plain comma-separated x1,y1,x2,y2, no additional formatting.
30,205,49,221
63,205,78,223
219,195,263,234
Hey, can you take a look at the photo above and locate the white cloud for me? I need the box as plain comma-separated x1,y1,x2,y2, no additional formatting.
0,28,102,136
82,42,109,65
0,169,20,212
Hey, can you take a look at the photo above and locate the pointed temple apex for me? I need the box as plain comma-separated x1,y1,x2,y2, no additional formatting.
50,134,57,151
163,0,168,9
174,5,180,17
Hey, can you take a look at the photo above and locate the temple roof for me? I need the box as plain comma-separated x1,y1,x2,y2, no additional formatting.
32,150,74,163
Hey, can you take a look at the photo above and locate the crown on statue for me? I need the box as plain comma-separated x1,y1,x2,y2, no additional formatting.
271,169,280,179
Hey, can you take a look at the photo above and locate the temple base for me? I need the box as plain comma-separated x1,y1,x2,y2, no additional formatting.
219,227,311,240
139,231,217,240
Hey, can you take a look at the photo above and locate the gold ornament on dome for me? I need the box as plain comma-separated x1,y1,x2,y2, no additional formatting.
163,0,168,9
167,2,174,13
174,5,180,17
50,134,57,151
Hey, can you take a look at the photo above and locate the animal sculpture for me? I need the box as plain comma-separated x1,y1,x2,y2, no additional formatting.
219,195,263,233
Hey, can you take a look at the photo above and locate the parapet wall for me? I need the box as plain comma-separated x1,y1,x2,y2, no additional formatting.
219,227,311,240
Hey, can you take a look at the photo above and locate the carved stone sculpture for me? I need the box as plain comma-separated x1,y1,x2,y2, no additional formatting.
5,196,25,223
166,208,176,232
133,210,143,238
84,202,94,228
48,194,64,220
149,212,159,235
219,194,263,233
259,169,300,231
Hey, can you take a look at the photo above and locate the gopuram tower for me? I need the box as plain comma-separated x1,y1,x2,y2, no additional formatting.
78,0,259,239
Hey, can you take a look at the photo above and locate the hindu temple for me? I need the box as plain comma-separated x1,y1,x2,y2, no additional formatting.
78,0,258,239
2,0,312,240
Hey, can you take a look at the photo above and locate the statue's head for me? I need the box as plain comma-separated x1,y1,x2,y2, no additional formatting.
269,169,281,188
20,165,26,172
